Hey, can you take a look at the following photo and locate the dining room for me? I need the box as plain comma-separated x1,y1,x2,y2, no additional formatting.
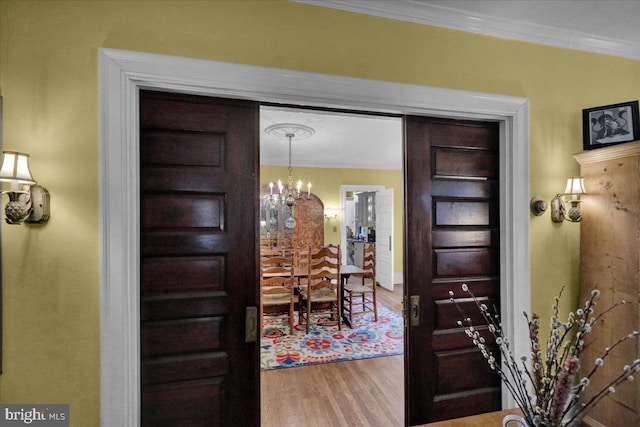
258,105,406,425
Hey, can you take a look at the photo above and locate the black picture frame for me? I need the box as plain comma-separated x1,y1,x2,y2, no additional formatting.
583,100,640,150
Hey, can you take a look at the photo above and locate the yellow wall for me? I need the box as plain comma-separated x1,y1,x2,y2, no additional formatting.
1,1,639,425
260,165,404,270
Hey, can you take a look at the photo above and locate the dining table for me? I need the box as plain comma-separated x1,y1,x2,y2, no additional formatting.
261,263,366,285
261,263,367,328
420,409,522,427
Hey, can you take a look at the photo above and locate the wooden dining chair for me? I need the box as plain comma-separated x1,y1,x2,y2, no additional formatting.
260,235,273,250
260,248,282,260
298,245,341,333
260,256,295,335
294,245,322,269
342,243,377,323
279,232,294,252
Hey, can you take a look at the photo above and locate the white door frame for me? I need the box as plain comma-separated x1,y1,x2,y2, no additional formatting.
99,48,530,426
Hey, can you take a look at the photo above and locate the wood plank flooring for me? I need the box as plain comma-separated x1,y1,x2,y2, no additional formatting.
261,283,404,427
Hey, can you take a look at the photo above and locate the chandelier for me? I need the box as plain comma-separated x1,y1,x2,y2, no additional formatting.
264,123,314,209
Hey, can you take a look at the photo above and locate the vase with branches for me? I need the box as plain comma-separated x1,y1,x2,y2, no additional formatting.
450,284,639,427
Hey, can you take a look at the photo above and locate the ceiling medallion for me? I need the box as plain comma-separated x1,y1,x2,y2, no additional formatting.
264,123,315,141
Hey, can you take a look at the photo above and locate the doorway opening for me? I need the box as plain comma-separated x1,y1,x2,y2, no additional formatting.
259,105,405,425
99,48,530,427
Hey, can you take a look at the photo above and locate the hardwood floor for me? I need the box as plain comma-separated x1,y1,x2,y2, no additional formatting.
376,281,403,314
261,283,404,427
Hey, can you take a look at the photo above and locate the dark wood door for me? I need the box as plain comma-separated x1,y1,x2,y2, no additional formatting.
405,116,501,425
139,90,259,426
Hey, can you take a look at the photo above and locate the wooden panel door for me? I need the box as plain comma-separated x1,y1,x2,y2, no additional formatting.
405,116,501,425
139,90,259,426
376,188,394,291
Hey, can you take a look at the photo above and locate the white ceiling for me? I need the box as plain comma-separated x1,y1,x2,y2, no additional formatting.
260,106,403,169
262,1,640,170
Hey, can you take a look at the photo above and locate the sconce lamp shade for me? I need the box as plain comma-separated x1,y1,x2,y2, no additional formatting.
564,177,586,195
0,151,49,225
324,208,339,220
0,151,36,185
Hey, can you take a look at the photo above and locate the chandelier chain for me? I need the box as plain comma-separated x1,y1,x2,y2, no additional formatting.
265,124,312,213
288,134,294,186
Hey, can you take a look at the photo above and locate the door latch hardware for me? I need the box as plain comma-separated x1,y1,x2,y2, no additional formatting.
409,295,420,327
245,306,257,342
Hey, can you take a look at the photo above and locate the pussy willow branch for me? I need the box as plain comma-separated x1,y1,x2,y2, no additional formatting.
451,289,536,421
452,284,640,427
565,360,640,425
582,332,638,382
563,332,640,418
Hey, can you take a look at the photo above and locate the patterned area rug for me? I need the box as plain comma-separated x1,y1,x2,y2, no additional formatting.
260,302,404,370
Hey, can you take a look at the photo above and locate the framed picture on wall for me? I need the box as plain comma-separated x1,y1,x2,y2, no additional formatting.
583,100,640,150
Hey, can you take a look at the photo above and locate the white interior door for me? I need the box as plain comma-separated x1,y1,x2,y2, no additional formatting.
375,188,394,291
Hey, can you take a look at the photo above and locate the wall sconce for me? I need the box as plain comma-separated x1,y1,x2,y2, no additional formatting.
551,177,586,223
324,208,339,221
0,151,50,224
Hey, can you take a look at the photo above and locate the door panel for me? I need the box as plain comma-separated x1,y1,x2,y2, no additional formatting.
141,256,224,294
142,130,224,166
376,188,394,290
142,194,225,229
432,229,497,247
431,180,495,198
434,248,499,276
139,90,259,426
434,297,499,330
435,347,499,393
405,116,501,425
433,148,497,178
429,122,497,149
433,201,496,226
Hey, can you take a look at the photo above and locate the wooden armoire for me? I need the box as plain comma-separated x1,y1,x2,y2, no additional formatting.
575,141,640,427
259,184,324,250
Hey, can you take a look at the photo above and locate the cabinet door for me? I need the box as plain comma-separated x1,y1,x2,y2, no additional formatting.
355,198,362,227
358,193,367,228
578,153,640,427
354,243,364,267
366,192,376,226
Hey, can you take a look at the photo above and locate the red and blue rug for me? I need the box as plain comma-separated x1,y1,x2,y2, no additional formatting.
260,302,404,370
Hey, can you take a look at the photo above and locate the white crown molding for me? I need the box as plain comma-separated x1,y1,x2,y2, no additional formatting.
296,0,640,61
